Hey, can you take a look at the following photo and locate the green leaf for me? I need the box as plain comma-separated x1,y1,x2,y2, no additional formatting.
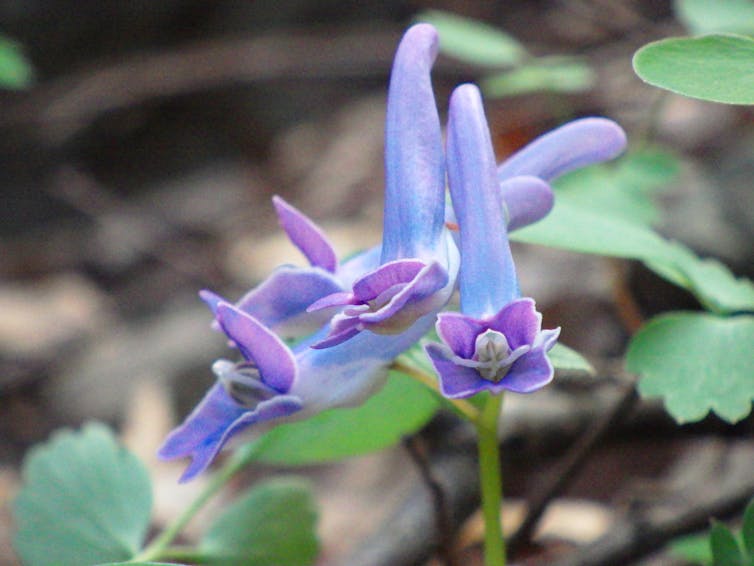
249,371,439,464
670,533,714,565
657,243,754,313
0,35,33,89
97,563,182,565
481,57,595,97
549,342,595,376
743,498,754,558
512,197,678,262
417,10,527,67
552,148,678,226
633,34,754,104
199,478,318,566
627,313,754,424
513,165,754,315
711,522,746,566
674,0,754,35
13,423,153,566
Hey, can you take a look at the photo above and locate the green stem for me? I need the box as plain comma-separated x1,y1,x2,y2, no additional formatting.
476,393,506,566
392,358,481,423
133,443,260,562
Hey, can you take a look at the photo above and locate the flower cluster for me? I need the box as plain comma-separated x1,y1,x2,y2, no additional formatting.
159,23,626,481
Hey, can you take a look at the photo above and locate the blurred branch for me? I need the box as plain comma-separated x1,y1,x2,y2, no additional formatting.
0,27,405,141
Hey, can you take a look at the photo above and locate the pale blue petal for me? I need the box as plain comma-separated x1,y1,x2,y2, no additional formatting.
446,84,518,318
497,117,627,182
158,383,302,482
500,176,554,231
382,23,445,261
232,266,344,337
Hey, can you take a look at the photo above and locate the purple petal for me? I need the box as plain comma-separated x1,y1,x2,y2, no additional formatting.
307,291,357,312
382,23,445,261
273,196,338,273
500,349,555,393
232,266,344,337
309,316,362,349
158,383,302,482
446,84,518,317
435,312,486,359
497,117,627,183
352,259,427,302
487,298,541,350
426,343,490,399
199,289,223,317
500,176,554,231
536,327,561,351
216,303,296,392
360,261,448,327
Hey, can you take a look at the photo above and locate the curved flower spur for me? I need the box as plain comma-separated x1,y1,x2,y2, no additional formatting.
158,23,459,482
426,84,562,399
445,117,627,235
305,23,459,349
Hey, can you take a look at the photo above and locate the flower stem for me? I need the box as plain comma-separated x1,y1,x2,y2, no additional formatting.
476,393,506,566
133,442,260,562
392,358,481,423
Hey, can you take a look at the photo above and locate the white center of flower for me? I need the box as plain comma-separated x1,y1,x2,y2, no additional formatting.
474,329,513,382
213,359,274,408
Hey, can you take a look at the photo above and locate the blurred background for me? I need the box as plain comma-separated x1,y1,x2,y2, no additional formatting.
1,1,753,565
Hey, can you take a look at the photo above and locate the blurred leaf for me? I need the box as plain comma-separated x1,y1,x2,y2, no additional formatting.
249,371,439,464
417,10,527,67
553,148,679,225
549,342,595,375
675,0,754,35
513,163,754,315
710,522,747,565
13,423,153,566
481,57,595,97
744,499,754,558
652,243,754,314
633,34,754,104
627,313,754,424
199,478,318,566
97,563,182,565
0,35,33,89
670,533,714,565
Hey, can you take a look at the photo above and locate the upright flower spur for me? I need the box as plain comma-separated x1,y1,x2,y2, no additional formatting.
158,23,459,481
426,84,563,398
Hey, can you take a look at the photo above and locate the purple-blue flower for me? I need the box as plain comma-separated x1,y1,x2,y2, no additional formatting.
158,23,459,481
305,22,458,349
425,84,565,399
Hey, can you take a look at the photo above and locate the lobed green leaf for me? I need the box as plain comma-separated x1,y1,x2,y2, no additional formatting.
199,478,318,566
13,423,153,566
626,313,754,424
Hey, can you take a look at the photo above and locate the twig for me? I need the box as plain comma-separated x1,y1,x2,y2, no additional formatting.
1,27,405,140
403,436,458,566
550,475,754,566
507,375,639,555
